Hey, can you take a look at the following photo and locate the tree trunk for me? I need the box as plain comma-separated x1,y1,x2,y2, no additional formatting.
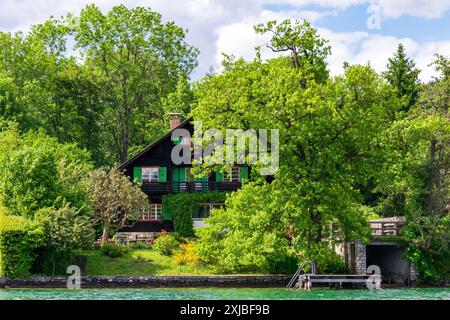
101,224,110,246
121,121,129,163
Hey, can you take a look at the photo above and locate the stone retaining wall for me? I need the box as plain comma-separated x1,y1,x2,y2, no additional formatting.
0,275,292,289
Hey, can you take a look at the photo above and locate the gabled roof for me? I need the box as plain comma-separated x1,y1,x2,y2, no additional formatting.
117,116,193,170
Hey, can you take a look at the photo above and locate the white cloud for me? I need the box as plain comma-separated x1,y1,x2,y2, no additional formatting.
0,0,448,81
214,9,335,67
261,0,450,19
378,0,450,18
215,13,449,82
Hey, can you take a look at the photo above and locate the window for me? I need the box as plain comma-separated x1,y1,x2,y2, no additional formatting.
150,204,162,220
192,204,210,220
142,167,159,183
192,203,224,220
224,167,240,182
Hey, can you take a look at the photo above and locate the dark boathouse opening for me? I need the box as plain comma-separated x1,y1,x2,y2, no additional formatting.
366,244,411,285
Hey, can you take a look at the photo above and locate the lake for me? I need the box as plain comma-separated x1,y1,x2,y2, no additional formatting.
0,287,449,300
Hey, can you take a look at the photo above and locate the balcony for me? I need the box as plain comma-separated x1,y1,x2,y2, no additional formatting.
141,181,241,194
369,216,405,238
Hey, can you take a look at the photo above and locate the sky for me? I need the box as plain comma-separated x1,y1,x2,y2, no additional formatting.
0,0,449,82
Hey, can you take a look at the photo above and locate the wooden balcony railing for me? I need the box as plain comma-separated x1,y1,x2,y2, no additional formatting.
369,220,404,237
141,181,241,193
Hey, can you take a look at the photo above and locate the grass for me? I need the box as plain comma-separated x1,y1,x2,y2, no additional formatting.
84,248,225,276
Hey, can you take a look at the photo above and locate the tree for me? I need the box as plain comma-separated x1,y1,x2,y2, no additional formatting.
0,124,93,218
0,22,106,165
86,167,148,245
73,4,199,162
384,43,420,112
254,19,331,84
34,201,94,274
193,21,395,272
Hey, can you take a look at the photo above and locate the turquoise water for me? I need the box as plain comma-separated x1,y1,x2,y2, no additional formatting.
0,287,449,300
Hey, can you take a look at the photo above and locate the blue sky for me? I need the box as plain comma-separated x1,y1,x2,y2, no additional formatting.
0,0,449,81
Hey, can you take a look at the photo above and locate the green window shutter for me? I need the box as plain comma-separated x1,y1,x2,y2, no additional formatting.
215,170,224,182
240,167,248,182
159,167,167,182
162,205,171,220
133,167,142,183
179,168,186,182
172,168,180,182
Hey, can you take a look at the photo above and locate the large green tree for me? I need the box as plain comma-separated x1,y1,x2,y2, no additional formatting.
384,43,421,112
0,124,93,218
193,20,398,272
73,5,198,162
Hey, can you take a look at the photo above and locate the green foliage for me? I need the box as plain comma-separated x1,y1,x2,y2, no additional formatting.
86,167,149,245
193,25,381,272
0,4,198,165
384,43,420,112
100,243,130,258
265,252,299,274
302,244,347,274
153,234,180,256
162,192,227,237
33,201,94,275
403,213,450,281
131,241,152,250
376,55,450,281
254,19,330,84
0,125,93,218
74,4,198,162
0,213,44,277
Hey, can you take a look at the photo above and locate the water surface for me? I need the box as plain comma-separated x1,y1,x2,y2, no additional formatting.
1,287,449,300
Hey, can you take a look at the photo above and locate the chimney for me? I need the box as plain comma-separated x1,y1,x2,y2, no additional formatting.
169,112,181,130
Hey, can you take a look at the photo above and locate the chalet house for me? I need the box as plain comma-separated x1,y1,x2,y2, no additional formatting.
115,113,249,244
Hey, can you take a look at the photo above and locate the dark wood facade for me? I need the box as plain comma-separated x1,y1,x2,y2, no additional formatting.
117,117,247,233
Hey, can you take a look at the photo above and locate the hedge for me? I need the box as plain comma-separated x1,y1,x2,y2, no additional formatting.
0,214,44,277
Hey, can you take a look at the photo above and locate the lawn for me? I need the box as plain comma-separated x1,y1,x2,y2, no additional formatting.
83,248,224,276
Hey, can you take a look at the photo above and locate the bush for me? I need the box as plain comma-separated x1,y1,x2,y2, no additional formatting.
153,234,179,256
174,242,200,266
100,243,129,258
162,192,227,237
304,245,347,274
265,252,299,274
0,214,44,277
131,242,152,250
33,203,95,275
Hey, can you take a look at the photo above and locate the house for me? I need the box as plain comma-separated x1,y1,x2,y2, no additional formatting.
114,113,249,244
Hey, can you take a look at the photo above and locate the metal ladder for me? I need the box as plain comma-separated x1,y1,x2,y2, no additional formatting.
286,260,316,289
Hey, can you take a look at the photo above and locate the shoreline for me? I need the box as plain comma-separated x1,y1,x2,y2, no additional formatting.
1,276,448,289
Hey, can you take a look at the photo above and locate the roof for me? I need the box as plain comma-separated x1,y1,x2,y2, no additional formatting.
117,116,193,170
369,216,405,223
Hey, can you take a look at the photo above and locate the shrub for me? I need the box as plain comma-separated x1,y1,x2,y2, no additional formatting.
162,192,227,237
174,242,200,266
265,252,299,274
100,243,129,258
131,241,152,250
0,214,44,277
33,202,95,275
304,245,347,274
153,234,179,256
